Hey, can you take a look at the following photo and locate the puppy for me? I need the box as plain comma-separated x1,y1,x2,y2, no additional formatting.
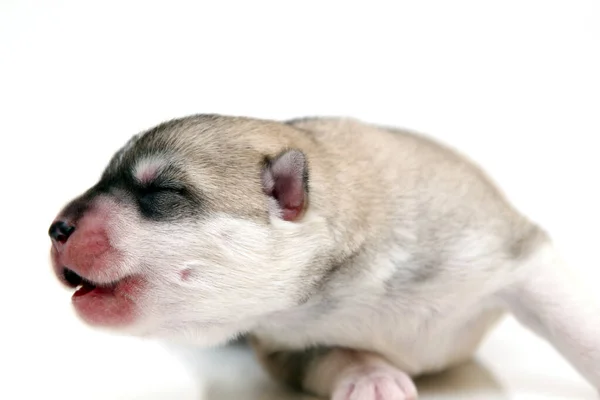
48,115,600,399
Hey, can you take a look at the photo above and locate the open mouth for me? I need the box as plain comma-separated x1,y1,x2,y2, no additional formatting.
62,267,117,297
60,266,141,326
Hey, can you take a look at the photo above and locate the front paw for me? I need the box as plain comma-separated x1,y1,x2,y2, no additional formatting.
332,364,417,400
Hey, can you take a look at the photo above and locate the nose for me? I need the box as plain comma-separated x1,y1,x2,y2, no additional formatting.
49,221,75,243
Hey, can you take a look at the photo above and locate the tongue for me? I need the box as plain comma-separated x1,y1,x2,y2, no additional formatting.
73,282,96,297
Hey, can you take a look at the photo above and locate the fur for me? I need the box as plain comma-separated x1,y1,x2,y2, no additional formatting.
48,115,600,399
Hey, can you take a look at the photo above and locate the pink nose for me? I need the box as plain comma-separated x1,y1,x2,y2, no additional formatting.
49,221,75,244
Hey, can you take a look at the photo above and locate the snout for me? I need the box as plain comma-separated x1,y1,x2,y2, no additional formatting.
48,214,112,293
48,213,114,286
48,199,144,327
47,218,102,291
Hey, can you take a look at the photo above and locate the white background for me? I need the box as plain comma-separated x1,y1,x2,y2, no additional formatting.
1,1,599,399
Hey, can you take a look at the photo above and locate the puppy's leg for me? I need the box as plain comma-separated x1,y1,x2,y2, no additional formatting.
250,338,417,400
499,241,600,390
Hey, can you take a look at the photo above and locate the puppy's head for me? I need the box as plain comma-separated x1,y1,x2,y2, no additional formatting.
48,115,331,344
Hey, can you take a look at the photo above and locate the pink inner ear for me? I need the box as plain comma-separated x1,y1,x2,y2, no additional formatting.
262,150,307,221
273,173,304,221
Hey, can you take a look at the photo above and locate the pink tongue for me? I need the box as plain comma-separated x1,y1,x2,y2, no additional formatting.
73,282,96,297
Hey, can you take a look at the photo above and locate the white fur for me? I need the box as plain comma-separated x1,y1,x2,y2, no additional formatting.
101,190,600,390
499,242,600,389
59,116,600,396
105,204,334,345
253,257,507,375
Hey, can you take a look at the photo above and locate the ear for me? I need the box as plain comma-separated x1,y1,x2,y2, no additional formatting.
261,149,309,222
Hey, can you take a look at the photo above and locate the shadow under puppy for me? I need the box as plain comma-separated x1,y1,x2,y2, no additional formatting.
48,115,600,399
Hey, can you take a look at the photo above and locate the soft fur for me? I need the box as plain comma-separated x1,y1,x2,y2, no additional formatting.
48,115,600,399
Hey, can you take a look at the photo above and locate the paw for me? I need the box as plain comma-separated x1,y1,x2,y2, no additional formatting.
332,364,417,400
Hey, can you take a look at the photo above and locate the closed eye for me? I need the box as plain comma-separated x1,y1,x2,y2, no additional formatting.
139,181,186,195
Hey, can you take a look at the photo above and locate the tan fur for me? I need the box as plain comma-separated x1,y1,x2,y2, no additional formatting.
50,115,600,399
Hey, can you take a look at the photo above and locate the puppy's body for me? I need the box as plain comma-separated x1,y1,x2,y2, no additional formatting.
48,115,600,399
252,118,527,370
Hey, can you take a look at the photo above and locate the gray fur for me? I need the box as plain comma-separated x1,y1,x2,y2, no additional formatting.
48,114,600,399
